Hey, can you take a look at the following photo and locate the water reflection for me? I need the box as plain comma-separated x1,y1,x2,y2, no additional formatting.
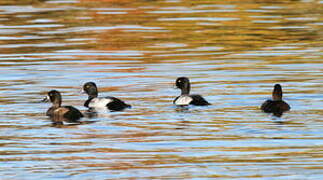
0,0,322,179
49,119,96,127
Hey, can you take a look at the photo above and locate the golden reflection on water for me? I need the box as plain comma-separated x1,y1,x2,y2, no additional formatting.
0,0,322,179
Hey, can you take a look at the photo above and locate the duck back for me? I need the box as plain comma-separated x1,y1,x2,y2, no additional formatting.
190,94,211,106
261,100,290,113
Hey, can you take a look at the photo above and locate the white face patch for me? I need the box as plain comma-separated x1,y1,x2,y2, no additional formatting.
175,95,193,105
89,98,113,108
42,95,50,102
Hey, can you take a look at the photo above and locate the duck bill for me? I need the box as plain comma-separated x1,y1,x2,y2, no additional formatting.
41,95,49,102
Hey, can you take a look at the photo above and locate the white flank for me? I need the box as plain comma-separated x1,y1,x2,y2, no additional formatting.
89,98,113,108
175,95,193,105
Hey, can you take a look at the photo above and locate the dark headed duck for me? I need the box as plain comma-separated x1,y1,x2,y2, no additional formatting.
82,82,131,112
173,77,211,106
261,84,290,116
42,90,83,125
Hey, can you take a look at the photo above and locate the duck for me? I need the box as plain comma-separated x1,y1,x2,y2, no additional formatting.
260,84,290,116
82,82,131,112
42,90,83,125
173,77,211,106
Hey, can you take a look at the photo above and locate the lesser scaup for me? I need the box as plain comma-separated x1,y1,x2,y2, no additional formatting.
261,84,290,116
173,77,211,106
82,82,131,111
42,90,83,125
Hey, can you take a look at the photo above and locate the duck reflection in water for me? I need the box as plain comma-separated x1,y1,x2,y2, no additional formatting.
261,84,290,117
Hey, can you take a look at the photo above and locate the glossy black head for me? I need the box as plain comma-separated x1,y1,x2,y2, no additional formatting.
43,90,62,107
83,82,98,98
272,84,283,101
175,77,190,95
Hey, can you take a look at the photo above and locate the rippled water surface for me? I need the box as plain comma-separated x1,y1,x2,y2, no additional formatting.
0,0,322,179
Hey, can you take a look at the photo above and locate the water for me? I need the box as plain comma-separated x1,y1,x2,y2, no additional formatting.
0,0,322,179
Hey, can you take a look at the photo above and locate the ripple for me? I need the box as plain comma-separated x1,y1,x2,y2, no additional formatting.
0,0,322,179
158,17,239,21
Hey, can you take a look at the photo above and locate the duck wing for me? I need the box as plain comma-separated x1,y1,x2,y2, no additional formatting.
261,100,290,113
190,94,211,106
261,100,273,112
62,106,84,122
105,96,131,111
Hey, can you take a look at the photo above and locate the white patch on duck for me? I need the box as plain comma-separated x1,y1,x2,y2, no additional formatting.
88,97,113,108
174,95,193,105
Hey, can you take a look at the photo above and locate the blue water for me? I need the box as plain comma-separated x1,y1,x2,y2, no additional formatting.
0,0,322,179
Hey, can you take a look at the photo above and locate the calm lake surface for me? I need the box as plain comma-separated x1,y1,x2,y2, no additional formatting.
0,0,322,179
